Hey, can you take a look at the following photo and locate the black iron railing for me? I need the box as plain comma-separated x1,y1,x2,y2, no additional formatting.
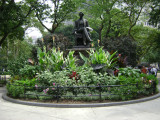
7,83,142,102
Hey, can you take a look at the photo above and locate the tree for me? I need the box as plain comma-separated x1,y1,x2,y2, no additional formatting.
103,36,138,67
121,0,148,40
0,37,33,75
148,0,160,28
131,24,160,64
0,0,33,46
83,0,119,45
30,0,83,34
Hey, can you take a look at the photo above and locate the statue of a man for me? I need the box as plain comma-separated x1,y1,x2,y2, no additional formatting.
74,12,93,47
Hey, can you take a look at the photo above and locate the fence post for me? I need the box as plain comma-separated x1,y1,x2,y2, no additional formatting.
56,84,59,103
152,81,156,94
99,84,102,102
24,84,26,99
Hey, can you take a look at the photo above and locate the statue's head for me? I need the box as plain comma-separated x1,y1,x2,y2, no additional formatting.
79,12,84,17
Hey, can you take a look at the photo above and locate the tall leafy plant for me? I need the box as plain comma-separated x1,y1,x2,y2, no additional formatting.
37,47,64,72
48,48,64,72
80,47,118,69
37,46,50,71
65,51,77,70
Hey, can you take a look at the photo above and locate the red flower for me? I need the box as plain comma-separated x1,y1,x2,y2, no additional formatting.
69,71,80,82
114,69,119,76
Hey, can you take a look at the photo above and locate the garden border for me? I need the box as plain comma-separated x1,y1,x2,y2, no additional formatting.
2,92,160,108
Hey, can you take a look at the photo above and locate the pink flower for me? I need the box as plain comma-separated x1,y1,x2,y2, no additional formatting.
149,80,152,83
35,85,38,88
88,94,92,96
53,83,55,86
52,88,55,90
46,88,49,91
43,90,47,94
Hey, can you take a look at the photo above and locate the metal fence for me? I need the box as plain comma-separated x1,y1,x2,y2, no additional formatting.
8,83,143,102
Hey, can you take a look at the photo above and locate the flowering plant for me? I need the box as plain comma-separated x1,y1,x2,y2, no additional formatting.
69,71,80,82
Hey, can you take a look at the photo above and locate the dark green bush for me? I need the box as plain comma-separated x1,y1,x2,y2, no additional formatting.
19,65,39,79
7,83,24,98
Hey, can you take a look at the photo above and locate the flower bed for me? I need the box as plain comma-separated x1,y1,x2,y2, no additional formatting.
6,47,159,102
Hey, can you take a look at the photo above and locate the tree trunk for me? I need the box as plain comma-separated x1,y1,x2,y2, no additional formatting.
98,30,102,46
0,33,8,46
98,22,104,46
105,19,111,38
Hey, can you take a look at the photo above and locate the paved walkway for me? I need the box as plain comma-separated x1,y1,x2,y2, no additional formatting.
0,74,160,120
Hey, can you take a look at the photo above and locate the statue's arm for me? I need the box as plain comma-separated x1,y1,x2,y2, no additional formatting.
74,21,78,34
86,20,89,27
74,21,78,30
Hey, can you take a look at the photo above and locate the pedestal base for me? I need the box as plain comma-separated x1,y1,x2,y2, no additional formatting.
67,47,94,66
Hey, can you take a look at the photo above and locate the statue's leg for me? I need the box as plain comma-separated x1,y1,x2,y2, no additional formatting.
83,32,86,46
84,28,93,42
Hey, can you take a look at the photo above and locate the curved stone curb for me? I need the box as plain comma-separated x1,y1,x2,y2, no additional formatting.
2,93,160,108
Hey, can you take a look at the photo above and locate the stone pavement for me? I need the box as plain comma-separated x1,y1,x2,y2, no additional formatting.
0,73,160,120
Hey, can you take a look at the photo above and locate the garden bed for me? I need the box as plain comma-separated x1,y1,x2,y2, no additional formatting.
5,47,159,103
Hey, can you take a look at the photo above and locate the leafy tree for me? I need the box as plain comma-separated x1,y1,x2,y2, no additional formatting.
0,37,33,75
83,0,119,45
103,36,138,67
148,0,160,28
121,0,148,40
131,25,160,62
0,0,33,46
30,0,83,34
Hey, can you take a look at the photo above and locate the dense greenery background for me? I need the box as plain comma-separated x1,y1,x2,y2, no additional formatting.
0,0,160,74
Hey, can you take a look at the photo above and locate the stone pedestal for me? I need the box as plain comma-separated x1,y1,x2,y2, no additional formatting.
67,46,94,66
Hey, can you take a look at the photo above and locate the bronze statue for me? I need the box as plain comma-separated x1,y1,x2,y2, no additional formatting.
74,12,93,47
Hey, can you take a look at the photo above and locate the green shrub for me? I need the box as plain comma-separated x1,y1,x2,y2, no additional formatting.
118,67,140,78
6,83,24,98
0,79,7,86
6,78,36,98
20,65,39,79
7,57,27,76
15,78,36,87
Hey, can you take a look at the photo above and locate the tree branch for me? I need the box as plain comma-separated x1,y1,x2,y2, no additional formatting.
0,33,9,46
0,0,5,11
36,12,52,33
12,7,32,30
128,2,146,40
52,0,60,32
0,7,33,46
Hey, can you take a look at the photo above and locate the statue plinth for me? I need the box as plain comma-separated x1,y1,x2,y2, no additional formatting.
67,46,94,65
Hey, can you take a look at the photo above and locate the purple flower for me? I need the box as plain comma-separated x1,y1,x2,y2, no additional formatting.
53,83,55,86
